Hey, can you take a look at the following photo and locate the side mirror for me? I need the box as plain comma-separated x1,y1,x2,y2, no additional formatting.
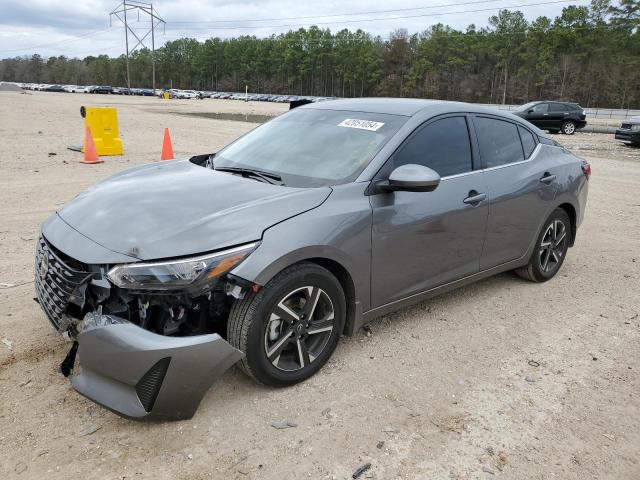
377,164,441,193
528,109,534,114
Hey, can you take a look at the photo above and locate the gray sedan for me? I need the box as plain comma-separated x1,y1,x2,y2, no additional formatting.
35,98,590,420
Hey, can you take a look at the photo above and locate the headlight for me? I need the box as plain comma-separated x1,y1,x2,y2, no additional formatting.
107,242,258,290
632,124,640,132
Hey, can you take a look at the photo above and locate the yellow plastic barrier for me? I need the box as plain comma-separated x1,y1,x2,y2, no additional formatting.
81,106,123,156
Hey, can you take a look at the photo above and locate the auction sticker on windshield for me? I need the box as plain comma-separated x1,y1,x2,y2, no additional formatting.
338,119,385,131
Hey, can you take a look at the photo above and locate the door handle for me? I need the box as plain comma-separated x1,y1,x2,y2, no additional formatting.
539,173,557,184
463,191,487,205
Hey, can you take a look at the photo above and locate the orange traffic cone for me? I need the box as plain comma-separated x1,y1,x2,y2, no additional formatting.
160,128,174,161
80,126,103,164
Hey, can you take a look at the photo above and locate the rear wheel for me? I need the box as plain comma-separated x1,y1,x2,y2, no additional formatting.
227,262,345,386
561,121,576,135
516,208,571,282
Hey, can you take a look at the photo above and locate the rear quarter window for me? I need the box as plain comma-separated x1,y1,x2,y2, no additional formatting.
518,126,537,158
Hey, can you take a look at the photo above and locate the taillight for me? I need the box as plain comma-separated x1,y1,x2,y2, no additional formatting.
582,162,591,179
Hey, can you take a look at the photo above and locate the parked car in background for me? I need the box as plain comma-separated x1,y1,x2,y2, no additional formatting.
167,89,194,99
43,84,65,92
615,116,640,146
513,101,586,135
35,98,589,420
92,85,113,94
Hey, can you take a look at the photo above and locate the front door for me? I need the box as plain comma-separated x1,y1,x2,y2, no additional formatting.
370,115,488,308
526,103,550,129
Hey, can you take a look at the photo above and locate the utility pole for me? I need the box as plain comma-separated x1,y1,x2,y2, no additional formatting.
110,1,165,90
150,3,156,92
123,6,130,89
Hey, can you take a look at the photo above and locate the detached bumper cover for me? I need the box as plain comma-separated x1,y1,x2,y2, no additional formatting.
71,320,243,420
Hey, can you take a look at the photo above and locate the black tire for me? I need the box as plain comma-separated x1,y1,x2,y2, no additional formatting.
516,208,571,282
561,121,576,135
227,262,346,387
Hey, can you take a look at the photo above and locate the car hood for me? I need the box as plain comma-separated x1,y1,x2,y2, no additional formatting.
57,160,331,261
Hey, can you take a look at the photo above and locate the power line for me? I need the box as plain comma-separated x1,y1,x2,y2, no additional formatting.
169,0,539,24
164,0,587,30
0,28,112,54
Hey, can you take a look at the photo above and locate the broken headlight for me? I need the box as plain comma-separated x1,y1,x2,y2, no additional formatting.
106,243,258,290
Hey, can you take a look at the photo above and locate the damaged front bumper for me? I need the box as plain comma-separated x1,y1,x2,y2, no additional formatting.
35,220,252,421
70,314,243,420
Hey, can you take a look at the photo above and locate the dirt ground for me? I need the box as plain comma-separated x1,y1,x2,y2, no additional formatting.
0,92,639,480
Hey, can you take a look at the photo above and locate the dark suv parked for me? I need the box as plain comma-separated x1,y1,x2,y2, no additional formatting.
513,101,586,135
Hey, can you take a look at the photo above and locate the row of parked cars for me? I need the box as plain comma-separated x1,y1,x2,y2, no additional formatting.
208,92,328,103
21,83,159,95
14,82,640,145
169,89,330,103
20,82,331,104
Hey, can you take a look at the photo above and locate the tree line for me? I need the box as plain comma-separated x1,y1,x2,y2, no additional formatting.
1,0,638,108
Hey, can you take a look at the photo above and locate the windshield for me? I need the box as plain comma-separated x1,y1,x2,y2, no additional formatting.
518,102,538,112
214,108,408,187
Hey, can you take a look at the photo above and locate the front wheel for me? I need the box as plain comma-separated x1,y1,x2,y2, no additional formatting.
516,208,571,282
561,121,576,135
227,262,346,387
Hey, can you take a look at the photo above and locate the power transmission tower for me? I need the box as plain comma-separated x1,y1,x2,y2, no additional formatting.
109,1,165,91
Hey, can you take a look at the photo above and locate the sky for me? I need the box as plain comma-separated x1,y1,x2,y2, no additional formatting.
0,0,592,59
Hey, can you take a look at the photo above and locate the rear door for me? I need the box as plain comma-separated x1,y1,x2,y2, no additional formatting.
548,103,569,130
471,116,558,270
369,115,488,307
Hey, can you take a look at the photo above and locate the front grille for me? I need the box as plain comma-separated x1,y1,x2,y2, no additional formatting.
136,357,171,412
34,236,92,331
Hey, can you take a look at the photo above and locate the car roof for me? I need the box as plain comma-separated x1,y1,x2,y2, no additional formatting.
304,97,520,118
304,97,449,116
302,97,550,137
533,100,579,106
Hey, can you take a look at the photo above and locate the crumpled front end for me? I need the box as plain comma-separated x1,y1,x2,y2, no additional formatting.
72,314,243,420
34,222,249,420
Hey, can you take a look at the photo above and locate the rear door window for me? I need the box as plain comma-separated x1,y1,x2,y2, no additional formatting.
474,117,525,168
549,103,566,112
392,116,473,177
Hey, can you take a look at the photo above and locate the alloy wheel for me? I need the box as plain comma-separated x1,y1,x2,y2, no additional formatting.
563,122,576,134
264,286,335,372
538,219,568,273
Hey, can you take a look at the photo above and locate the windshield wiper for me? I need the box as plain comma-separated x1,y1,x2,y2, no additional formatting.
214,166,283,185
